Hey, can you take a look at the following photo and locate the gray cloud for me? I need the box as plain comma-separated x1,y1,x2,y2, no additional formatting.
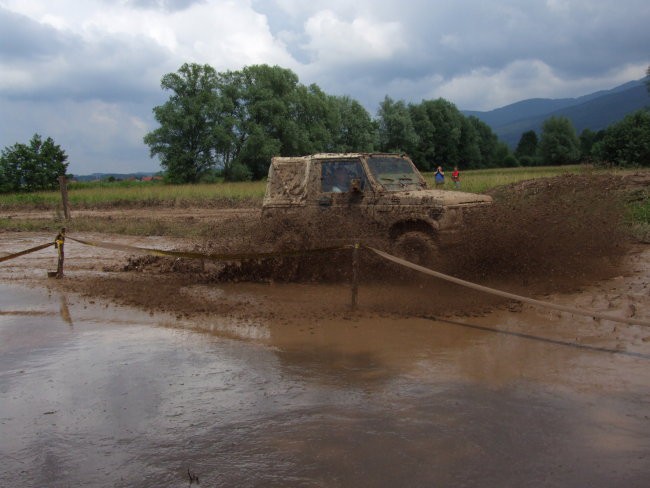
0,8,71,61
121,0,206,12
258,0,649,97
1,0,649,174
0,98,156,174
1,10,171,105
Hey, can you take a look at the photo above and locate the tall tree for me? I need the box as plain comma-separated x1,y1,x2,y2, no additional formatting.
409,98,507,170
415,98,463,168
578,128,603,161
0,134,68,193
377,96,419,155
408,102,437,170
539,116,581,165
515,130,539,165
330,95,377,152
216,65,349,179
144,63,222,183
467,116,501,168
232,65,316,178
457,117,482,169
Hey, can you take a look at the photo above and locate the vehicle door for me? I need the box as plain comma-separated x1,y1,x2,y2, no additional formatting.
311,157,374,245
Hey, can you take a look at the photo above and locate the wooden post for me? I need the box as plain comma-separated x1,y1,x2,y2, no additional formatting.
55,228,65,279
58,175,70,220
351,242,359,310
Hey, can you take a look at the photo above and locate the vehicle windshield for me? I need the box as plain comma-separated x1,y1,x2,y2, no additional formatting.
366,156,426,191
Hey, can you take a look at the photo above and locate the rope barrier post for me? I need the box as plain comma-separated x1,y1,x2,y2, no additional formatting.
351,242,360,310
54,227,65,279
58,175,70,220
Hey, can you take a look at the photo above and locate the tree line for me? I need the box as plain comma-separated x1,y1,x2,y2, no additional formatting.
1,64,649,191
143,63,514,182
141,62,650,180
515,111,650,167
516,65,650,167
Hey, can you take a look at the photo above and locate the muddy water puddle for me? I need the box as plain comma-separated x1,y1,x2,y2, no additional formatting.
2,281,650,487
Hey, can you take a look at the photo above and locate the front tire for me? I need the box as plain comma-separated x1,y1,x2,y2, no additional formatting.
391,231,439,268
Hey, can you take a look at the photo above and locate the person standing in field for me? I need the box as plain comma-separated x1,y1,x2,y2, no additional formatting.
451,166,460,189
434,166,445,187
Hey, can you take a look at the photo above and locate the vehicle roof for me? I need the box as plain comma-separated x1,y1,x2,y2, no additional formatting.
272,153,407,163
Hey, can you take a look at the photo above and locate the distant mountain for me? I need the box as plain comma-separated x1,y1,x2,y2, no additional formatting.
463,78,650,148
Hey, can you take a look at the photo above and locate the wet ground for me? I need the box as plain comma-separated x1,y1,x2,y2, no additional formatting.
1,233,650,487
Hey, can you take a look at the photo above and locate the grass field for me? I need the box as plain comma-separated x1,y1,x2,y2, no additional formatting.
421,165,590,193
0,180,264,210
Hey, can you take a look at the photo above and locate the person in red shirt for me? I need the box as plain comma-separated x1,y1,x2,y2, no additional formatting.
451,166,460,189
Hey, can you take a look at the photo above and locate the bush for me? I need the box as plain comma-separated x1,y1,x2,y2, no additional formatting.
502,154,520,167
226,163,252,182
593,110,650,166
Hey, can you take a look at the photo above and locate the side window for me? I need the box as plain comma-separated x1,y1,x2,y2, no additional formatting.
321,160,367,193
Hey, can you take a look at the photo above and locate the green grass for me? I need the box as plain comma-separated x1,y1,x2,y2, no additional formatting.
0,218,59,233
629,201,650,224
626,192,650,242
0,180,266,210
422,164,598,193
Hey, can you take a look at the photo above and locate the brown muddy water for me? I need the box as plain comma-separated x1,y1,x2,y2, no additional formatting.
2,276,650,487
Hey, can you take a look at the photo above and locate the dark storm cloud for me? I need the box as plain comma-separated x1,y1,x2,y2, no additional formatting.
254,0,649,103
60,37,170,104
0,7,71,61
1,0,648,174
2,20,170,106
370,0,650,77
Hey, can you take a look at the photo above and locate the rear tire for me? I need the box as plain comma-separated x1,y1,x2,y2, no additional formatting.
391,231,439,268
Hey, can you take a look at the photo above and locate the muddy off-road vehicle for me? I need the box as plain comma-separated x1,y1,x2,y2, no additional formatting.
261,153,492,264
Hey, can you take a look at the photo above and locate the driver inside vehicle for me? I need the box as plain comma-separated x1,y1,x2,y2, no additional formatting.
330,166,350,193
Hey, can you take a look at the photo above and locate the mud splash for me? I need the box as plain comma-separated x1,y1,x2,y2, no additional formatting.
63,174,634,320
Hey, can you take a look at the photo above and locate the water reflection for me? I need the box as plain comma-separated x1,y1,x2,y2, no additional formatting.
59,294,73,326
1,283,649,487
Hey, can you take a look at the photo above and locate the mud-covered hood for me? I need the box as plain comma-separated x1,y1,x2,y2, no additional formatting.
374,189,492,206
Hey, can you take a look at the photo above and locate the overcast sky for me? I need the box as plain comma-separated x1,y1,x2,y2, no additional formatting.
1,0,648,175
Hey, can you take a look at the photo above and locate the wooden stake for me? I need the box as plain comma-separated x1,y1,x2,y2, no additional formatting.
58,175,70,220
55,228,65,279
